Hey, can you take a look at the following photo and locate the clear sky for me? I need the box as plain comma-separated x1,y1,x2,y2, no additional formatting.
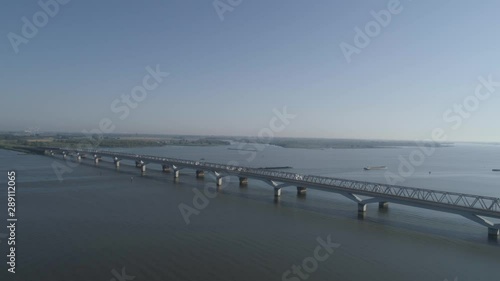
1,0,499,142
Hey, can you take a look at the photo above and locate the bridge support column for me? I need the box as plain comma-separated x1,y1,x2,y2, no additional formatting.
274,187,282,197
216,177,222,186
379,202,389,209
358,203,367,213
196,170,205,178
141,164,146,175
488,228,499,238
173,170,180,179
162,165,170,173
94,158,99,165
297,186,307,196
239,177,248,186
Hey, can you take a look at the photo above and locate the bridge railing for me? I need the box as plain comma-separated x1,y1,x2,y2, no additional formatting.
242,168,500,212
49,147,500,213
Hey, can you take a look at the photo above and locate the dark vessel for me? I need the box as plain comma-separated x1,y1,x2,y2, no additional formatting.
364,166,387,171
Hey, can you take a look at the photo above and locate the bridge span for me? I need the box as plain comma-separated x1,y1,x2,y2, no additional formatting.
43,147,500,238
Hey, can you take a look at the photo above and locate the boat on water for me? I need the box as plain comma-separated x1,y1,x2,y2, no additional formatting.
364,166,387,171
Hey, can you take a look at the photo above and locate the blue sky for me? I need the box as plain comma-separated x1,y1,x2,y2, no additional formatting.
1,0,499,142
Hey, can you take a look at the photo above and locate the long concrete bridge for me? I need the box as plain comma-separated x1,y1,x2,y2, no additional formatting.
43,147,500,238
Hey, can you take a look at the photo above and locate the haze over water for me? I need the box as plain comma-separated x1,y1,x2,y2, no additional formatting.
3,1,500,280
1,143,499,281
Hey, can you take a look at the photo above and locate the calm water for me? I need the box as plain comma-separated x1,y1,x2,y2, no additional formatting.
1,143,499,281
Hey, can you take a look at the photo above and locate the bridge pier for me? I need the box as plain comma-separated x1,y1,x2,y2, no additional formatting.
488,228,499,238
274,187,282,197
297,186,307,196
379,202,389,209
140,164,146,174
196,170,205,178
94,158,99,165
239,177,248,186
358,203,367,213
173,170,180,179
216,176,223,186
162,165,170,173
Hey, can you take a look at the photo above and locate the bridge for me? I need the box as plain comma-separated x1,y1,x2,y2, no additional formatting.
43,147,500,238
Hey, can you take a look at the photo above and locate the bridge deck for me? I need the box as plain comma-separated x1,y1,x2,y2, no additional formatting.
46,148,500,221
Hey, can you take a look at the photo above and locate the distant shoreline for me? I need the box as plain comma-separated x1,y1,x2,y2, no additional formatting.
0,133,230,153
0,132,458,153
234,140,454,150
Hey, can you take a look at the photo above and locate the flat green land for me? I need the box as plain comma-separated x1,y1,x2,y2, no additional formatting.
0,132,452,153
232,137,451,149
0,133,230,152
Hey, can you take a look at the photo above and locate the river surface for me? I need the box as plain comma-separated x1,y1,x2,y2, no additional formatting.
0,143,499,281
